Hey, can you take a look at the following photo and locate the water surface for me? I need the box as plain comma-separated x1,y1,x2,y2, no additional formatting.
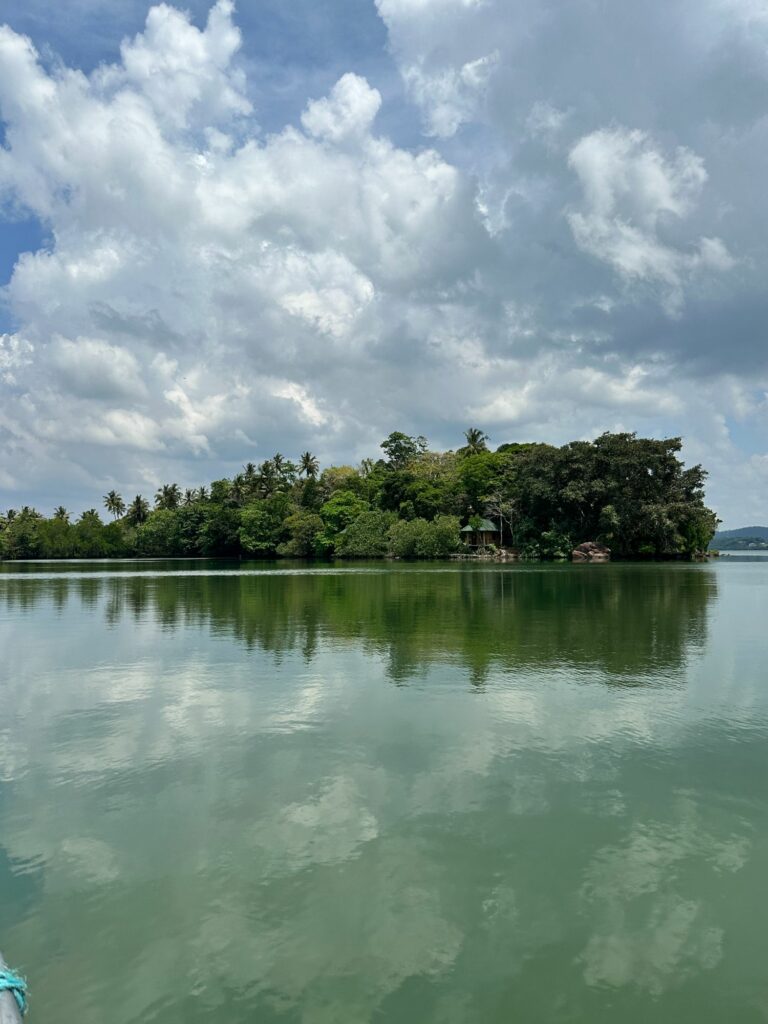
0,560,766,1022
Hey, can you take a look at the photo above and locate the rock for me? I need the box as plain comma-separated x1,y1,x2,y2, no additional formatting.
572,541,611,562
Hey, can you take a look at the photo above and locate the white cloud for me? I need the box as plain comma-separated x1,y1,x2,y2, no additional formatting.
104,0,251,132
567,128,734,313
375,0,498,137
49,336,146,400
0,332,32,384
401,51,498,138
301,72,381,142
0,2,487,502
0,0,767,522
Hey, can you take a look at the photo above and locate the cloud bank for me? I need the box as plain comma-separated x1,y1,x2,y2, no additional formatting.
0,0,766,523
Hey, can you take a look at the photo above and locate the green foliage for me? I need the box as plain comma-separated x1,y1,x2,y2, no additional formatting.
388,515,460,559
133,509,184,556
336,510,396,558
461,427,490,455
319,466,364,498
539,528,572,560
459,451,501,508
0,430,718,562
380,431,427,469
239,494,293,555
277,510,324,558
318,490,369,553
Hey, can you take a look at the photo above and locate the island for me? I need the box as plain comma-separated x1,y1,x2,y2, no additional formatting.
1,430,718,561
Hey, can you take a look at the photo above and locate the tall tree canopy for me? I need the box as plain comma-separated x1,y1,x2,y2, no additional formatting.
1,431,717,561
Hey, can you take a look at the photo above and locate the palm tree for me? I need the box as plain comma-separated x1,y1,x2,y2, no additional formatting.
464,427,489,454
5,509,17,522
126,495,150,525
300,452,319,478
53,506,69,522
79,509,101,523
183,488,196,506
103,490,126,520
155,483,181,510
258,459,277,498
230,473,246,506
197,485,209,502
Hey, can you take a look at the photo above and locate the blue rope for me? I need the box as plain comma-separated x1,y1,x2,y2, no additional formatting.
0,968,27,1016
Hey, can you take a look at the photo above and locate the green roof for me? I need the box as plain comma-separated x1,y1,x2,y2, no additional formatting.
461,518,498,533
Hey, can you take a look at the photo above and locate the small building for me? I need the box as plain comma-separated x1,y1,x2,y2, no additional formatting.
461,518,501,548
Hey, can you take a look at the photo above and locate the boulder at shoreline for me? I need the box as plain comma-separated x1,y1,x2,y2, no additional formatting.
572,541,611,563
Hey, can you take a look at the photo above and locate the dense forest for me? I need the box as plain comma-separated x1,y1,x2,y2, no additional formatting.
0,430,718,561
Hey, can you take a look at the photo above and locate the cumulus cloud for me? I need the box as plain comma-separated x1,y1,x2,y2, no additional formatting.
567,128,734,313
301,72,381,142
0,1,491,504
401,50,498,138
0,0,766,522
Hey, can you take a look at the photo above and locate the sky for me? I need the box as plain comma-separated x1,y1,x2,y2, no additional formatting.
0,0,767,526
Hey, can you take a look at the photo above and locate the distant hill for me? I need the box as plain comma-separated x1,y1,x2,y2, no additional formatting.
711,526,768,549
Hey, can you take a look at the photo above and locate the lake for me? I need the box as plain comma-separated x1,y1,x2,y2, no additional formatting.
0,559,766,1023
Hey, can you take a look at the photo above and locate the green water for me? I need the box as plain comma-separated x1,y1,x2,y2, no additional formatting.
0,559,766,1023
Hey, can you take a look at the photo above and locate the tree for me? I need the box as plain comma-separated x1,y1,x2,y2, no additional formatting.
463,427,489,455
277,510,324,557
388,515,460,558
320,465,363,497
484,492,516,546
239,494,293,555
300,452,320,479
0,429,719,563
155,484,181,510
380,432,427,469
103,490,126,520
133,509,183,557
256,460,277,498
126,495,150,525
242,462,258,491
318,490,369,553
336,510,396,558
230,474,246,507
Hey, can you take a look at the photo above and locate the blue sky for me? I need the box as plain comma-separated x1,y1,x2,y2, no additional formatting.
0,0,767,525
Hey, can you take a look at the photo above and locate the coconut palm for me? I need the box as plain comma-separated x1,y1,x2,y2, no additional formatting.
126,495,150,525
197,485,209,502
53,506,69,522
230,473,246,506
300,452,319,478
183,488,196,506
155,483,181,510
258,459,277,497
464,427,489,454
104,490,126,520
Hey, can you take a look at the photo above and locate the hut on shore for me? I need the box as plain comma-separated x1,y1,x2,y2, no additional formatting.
461,518,501,548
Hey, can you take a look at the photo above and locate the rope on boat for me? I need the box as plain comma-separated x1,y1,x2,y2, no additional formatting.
0,968,27,1016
